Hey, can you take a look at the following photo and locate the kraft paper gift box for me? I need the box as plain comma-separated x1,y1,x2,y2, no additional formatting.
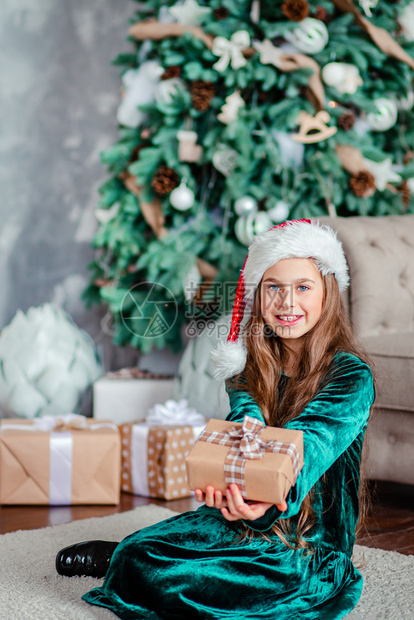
119,399,206,500
186,416,304,505
93,368,176,425
0,414,121,505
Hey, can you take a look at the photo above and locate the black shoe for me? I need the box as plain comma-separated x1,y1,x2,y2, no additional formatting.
56,540,119,578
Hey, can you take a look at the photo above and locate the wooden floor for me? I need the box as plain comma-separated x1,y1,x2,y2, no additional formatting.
1,480,413,555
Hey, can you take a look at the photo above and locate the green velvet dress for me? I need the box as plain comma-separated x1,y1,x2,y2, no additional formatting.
83,351,375,619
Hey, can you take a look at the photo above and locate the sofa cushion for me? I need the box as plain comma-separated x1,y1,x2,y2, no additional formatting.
317,215,414,339
365,408,414,484
360,332,414,412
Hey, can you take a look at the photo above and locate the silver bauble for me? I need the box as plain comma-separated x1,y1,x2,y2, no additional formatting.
234,196,258,216
170,181,195,211
285,18,329,55
366,98,398,132
235,212,272,246
267,201,290,223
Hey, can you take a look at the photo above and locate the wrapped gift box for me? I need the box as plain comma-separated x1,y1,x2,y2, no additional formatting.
93,368,176,425
186,416,304,505
119,400,206,500
0,414,120,505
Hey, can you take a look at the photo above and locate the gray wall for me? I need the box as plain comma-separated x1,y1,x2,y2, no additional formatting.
0,0,183,375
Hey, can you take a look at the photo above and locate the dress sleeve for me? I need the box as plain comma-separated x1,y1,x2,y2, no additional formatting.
225,382,266,424
240,354,376,532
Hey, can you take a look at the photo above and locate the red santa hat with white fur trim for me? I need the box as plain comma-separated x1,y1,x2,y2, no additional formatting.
210,219,350,382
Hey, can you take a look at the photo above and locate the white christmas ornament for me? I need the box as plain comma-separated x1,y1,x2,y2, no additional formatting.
399,2,414,41
366,98,398,132
212,145,239,177
234,196,258,216
285,18,329,55
322,62,363,95
235,212,272,246
95,202,120,224
267,200,290,223
363,157,402,191
359,0,378,17
170,179,195,211
212,30,250,72
272,130,304,167
169,0,211,27
156,77,187,104
117,61,163,128
217,91,245,124
253,39,283,68
353,117,371,137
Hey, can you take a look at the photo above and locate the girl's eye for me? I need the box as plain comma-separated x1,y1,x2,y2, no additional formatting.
269,284,309,291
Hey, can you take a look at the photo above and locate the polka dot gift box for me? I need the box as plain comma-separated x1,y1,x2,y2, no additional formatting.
119,399,206,500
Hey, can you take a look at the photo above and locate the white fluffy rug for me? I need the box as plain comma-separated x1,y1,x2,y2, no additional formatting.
0,504,413,619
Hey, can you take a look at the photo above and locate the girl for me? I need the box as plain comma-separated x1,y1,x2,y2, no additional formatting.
57,219,376,619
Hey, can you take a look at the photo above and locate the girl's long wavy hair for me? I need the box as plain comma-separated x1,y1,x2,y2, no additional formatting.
227,264,377,557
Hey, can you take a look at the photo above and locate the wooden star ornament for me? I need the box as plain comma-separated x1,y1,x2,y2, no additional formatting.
253,39,284,69
170,0,211,27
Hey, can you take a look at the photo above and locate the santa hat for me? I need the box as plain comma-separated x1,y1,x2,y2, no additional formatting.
210,219,349,382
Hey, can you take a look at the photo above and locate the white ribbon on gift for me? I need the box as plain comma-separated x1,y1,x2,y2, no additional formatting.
212,30,250,72
146,399,206,427
1,414,117,505
130,400,206,496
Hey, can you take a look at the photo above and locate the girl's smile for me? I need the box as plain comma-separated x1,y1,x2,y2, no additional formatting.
275,315,303,325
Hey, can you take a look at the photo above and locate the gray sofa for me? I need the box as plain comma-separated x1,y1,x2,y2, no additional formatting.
318,215,414,485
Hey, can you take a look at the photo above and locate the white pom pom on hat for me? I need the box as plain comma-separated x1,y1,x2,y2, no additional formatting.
210,218,349,382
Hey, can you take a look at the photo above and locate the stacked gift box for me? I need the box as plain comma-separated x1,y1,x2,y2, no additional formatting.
93,368,176,425
0,414,120,505
0,367,304,507
0,369,207,505
119,399,206,500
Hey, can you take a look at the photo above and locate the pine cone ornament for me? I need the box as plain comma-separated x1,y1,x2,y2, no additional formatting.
311,6,329,23
350,171,376,198
213,6,229,20
191,80,215,111
152,166,180,195
161,65,181,80
400,181,411,208
338,111,355,131
282,0,309,21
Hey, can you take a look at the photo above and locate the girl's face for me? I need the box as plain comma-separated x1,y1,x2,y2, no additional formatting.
260,257,324,347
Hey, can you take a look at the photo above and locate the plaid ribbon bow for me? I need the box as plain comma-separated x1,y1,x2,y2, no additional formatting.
198,415,300,498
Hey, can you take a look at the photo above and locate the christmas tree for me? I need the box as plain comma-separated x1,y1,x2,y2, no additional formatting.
84,0,414,355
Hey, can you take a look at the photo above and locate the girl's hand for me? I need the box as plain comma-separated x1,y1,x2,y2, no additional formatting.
195,486,228,510
195,484,288,522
